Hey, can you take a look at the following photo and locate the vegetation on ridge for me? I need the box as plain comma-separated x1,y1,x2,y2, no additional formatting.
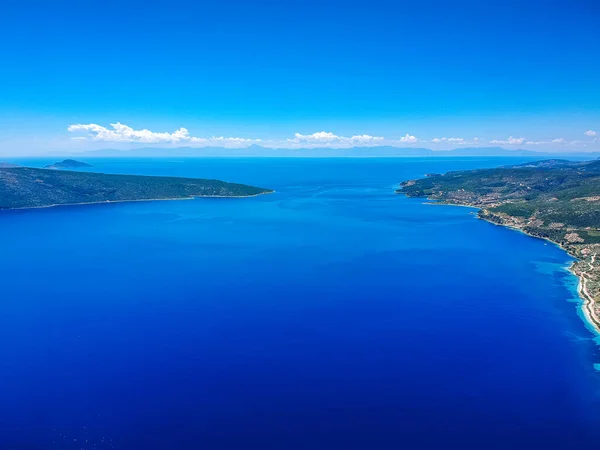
0,166,272,210
44,159,93,169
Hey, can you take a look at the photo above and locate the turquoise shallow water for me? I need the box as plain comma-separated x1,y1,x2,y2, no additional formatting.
1,157,600,449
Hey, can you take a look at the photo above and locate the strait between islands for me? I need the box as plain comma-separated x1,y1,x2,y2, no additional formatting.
399,159,600,333
0,163,273,210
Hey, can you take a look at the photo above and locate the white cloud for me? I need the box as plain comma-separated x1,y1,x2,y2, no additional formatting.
287,131,416,147
68,125,515,149
210,136,259,143
526,138,586,146
69,124,390,149
289,131,384,146
66,123,600,151
350,134,385,143
292,131,339,141
68,123,193,144
490,136,526,145
431,137,466,144
509,137,525,145
68,122,258,147
398,133,418,143
525,139,562,145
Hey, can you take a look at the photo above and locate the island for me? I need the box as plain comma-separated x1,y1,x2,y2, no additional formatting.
44,159,93,170
0,166,273,210
398,159,600,331
0,162,21,168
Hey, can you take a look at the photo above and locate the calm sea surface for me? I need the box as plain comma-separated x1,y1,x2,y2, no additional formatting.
1,157,600,449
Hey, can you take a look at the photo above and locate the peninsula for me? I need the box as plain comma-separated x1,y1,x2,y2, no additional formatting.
398,159,600,331
0,166,273,210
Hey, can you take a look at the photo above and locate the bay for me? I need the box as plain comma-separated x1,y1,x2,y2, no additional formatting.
1,157,599,449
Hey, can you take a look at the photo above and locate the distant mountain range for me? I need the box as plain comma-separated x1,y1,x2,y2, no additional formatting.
72,145,600,158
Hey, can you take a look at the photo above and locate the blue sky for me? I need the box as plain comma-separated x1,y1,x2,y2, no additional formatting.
0,0,599,154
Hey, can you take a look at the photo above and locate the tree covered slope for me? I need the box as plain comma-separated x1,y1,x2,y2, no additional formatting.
0,167,272,210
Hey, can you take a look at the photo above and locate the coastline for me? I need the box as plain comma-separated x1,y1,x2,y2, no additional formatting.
398,158,600,341
429,198,600,335
0,190,275,212
576,253,600,335
418,198,600,336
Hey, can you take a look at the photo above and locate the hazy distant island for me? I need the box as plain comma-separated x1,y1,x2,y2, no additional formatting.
398,159,600,331
0,162,21,168
44,159,93,170
0,166,273,210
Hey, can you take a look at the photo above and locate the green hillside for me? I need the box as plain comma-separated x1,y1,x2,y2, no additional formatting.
0,167,272,210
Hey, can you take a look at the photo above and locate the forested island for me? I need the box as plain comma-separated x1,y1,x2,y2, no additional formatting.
45,159,93,170
398,159,600,331
0,166,273,209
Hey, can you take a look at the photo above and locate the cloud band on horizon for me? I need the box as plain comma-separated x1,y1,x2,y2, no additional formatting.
67,122,598,149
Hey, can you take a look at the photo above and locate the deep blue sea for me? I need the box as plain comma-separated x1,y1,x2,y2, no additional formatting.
1,157,600,449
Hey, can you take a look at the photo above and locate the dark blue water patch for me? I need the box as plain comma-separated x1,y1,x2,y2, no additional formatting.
1,158,599,449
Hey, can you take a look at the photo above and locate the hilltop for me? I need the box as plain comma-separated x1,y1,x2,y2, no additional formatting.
398,159,600,330
0,167,272,210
